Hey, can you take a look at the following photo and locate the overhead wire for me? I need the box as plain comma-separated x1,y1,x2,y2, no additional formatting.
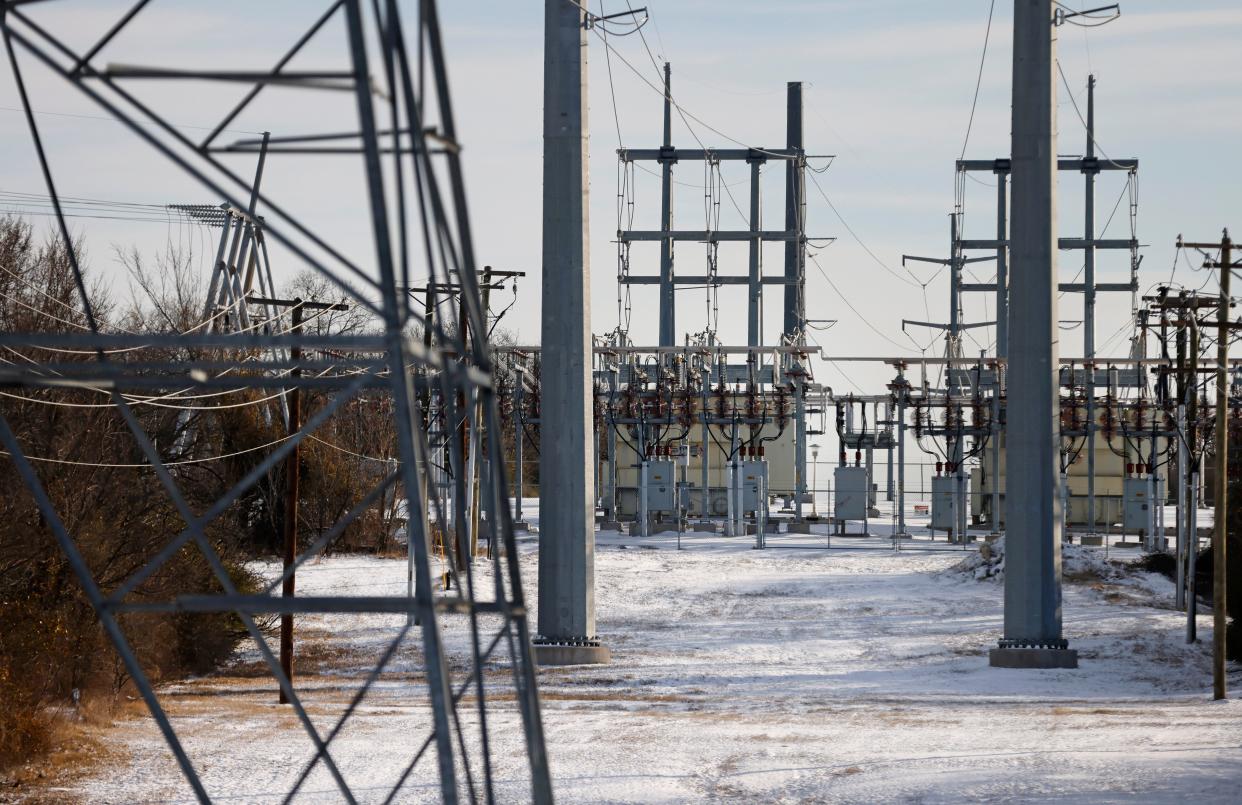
958,0,996,163
809,252,927,353
0,432,293,468
805,169,920,290
576,0,795,162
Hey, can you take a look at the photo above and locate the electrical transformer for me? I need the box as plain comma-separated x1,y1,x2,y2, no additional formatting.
931,474,962,531
1122,475,1153,534
834,466,868,521
646,459,676,513
740,460,767,512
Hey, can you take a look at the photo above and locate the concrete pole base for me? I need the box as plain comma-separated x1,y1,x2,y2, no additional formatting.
511,520,531,533
989,647,1079,669
532,643,611,666
597,520,622,532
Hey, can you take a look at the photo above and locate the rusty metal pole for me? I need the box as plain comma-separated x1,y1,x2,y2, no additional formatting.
279,299,304,704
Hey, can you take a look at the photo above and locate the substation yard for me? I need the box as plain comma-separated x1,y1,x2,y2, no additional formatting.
57,511,1240,804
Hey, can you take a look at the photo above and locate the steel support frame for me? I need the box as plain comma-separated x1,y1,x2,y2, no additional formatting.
0,1,552,801
957,74,1137,541
617,85,809,349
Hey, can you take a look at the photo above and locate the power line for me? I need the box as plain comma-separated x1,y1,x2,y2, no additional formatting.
0,105,263,135
959,0,997,162
809,252,923,353
577,1,794,162
804,327,864,395
1054,61,1132,170
805,170,920,289
0,433,292,468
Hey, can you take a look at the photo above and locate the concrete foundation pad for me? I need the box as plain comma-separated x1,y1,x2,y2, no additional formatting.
989,647,1079,669
597,520,622,532
532,643,611,666
1080,535,1104,547
786,522,817,534
692,521,718,533
511,520,531,533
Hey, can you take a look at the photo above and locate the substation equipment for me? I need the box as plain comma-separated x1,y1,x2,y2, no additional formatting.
879,71,1170,547
506,61,1186,551
502,68,834,545
594,343,819,544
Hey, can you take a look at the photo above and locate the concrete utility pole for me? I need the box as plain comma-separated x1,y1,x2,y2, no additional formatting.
783,81,805,343
1084,75,1099,537
658,62,676,347
991,0,1077,669
536,0,609,665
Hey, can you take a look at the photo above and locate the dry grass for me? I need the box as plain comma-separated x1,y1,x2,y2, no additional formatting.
0,699,138,804
1051,706,1133,716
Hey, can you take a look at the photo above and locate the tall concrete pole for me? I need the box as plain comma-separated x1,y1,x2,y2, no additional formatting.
995,170,1009,360
747,157,763,346
536,0,608,665
783,82,804,343
1084,75,1098,536
991,0,1076,668
658,63,676,346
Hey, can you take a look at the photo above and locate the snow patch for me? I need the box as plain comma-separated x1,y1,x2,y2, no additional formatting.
944,535,1128,583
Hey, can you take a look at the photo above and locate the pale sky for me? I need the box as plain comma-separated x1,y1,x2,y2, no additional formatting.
2,1,1240,394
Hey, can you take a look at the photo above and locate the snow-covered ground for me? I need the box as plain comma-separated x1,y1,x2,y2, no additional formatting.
73,513,1241,804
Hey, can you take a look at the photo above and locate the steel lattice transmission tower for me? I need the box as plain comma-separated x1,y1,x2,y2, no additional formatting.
0,1,552,802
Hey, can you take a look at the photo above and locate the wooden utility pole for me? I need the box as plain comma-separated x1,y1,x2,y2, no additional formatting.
469,265,493,560
280,300,303,704
415,267,524,567
1176,231,1237,700
249,295,349,704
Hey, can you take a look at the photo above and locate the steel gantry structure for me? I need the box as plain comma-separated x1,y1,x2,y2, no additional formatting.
0,1,551,802
955,73,1140,541
616,70,824,349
